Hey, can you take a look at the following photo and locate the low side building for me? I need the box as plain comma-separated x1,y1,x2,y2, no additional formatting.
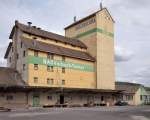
116,82,149,105
145,87,150,104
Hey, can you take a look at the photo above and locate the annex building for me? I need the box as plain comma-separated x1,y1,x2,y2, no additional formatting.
0,7,120,108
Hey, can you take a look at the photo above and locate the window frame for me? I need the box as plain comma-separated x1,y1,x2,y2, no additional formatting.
34,51,38,57
34,64,38,70
62,67,65,73
34,77,38,83
62,79,65,85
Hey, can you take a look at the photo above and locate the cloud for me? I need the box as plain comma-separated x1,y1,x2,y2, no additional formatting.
115,46,134,62
125,67,150,86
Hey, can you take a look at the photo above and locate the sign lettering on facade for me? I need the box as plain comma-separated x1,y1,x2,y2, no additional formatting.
27,56,94,72
75,18,96,30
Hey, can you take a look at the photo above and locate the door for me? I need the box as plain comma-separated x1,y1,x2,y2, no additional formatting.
60,95,64,104
33,95,40,107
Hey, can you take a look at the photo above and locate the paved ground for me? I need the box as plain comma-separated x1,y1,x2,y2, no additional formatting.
0,106,150,120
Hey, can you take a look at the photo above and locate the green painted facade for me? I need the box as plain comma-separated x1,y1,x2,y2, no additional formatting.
27,56,94,72
75,28,114,39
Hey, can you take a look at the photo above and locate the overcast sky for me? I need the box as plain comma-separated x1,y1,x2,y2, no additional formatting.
0,0,150,86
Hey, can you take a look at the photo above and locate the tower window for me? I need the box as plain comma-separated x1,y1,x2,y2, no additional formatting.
34,64,38,70
34,77,38,83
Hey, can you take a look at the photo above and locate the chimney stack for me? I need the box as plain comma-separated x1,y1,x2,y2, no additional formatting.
27,22,32,27
100,2,103,10
74,16,77,22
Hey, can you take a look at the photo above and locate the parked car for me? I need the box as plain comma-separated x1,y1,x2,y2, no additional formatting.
115,101,128,106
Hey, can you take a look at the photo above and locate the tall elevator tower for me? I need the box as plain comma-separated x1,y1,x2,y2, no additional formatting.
65,7,115,90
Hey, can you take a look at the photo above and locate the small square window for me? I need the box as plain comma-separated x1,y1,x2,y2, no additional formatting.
62,67,65,73
6,95,13,101
21,42,23,48
9,57,11,63
12,47,14,52
47,53,54,60
23,51,26,57
47,66,54,72
47,79,54,85
16,53,19,59
34,64,38,70
47,96,52,100
62,56,65,61
62,80,65,85
34,77,38,83
34,51,38,57
23,64,25,70
33,37,37,40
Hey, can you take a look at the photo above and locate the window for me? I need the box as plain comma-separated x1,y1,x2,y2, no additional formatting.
47,96,52,100
33,37,37,40
34,77,38,83
47,53,54,60
23,64,25,70
34,64,38,70
47,78,54,85
21,42,23,48
126,95,133,101
6,95,13,101
47,66,54,72
12,47,13,52
101,96,104,101
62,56,65,61
16,53,19,59
61,80,65,85
9,57,11,63
23,51,26,57
34,51,38,57
62,67,65,73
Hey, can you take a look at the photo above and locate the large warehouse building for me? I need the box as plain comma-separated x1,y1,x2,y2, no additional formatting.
0,7,120,108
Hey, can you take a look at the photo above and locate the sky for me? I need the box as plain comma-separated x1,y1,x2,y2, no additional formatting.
0,0,150,86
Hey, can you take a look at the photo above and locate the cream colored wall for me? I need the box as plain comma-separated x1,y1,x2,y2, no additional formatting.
96,9,115,90
27,50,96,89
134,88,141,105
65,16,97,57
22,33,86,52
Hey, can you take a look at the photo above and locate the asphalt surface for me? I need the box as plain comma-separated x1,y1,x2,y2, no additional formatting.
0,106,150,120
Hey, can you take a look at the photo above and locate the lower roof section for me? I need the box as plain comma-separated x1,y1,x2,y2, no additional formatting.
0,85,122,94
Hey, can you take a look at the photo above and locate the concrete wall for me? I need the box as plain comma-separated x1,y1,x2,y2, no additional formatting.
96,9,115,90
65,8,115,90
